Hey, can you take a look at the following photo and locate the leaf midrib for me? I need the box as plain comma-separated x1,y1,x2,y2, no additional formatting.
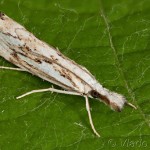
100,1,150,128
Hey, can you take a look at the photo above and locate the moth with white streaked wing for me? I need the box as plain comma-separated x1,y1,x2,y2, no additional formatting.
0,12,137,137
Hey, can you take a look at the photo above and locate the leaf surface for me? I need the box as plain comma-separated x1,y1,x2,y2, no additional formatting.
0,0,150,149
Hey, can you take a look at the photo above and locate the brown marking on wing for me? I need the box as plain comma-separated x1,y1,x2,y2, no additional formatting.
25,46,31,52
43,58,52,64
11,52,19,60
52,64,78,88
34,58,42,64
3,32,18,39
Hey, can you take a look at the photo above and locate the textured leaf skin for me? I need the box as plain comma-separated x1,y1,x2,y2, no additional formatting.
0,0,150,149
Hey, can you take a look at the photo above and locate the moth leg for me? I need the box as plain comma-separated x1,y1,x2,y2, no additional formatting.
16,87,81,99
84,96,100,137
0,66,25,71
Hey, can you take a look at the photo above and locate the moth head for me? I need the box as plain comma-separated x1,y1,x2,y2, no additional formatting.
89,90,127,112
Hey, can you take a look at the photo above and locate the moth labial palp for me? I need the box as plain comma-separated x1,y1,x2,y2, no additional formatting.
0,12,137,137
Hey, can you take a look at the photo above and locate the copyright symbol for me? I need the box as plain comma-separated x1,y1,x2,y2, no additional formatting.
108,139,116,147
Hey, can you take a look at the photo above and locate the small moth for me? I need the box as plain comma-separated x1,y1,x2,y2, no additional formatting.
0,12,136,137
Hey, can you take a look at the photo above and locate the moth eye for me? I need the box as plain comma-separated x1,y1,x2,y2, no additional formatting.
90,90,100,98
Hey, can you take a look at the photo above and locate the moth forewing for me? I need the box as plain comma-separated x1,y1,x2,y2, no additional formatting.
0,12,136,137
0,13,96,93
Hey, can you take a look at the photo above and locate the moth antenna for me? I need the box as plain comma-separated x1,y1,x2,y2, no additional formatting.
126,102,137,110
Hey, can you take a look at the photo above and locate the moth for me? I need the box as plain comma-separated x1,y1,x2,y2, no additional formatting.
0,12,136,137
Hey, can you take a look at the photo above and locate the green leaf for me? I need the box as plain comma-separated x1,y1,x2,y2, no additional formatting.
0,0,150,149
